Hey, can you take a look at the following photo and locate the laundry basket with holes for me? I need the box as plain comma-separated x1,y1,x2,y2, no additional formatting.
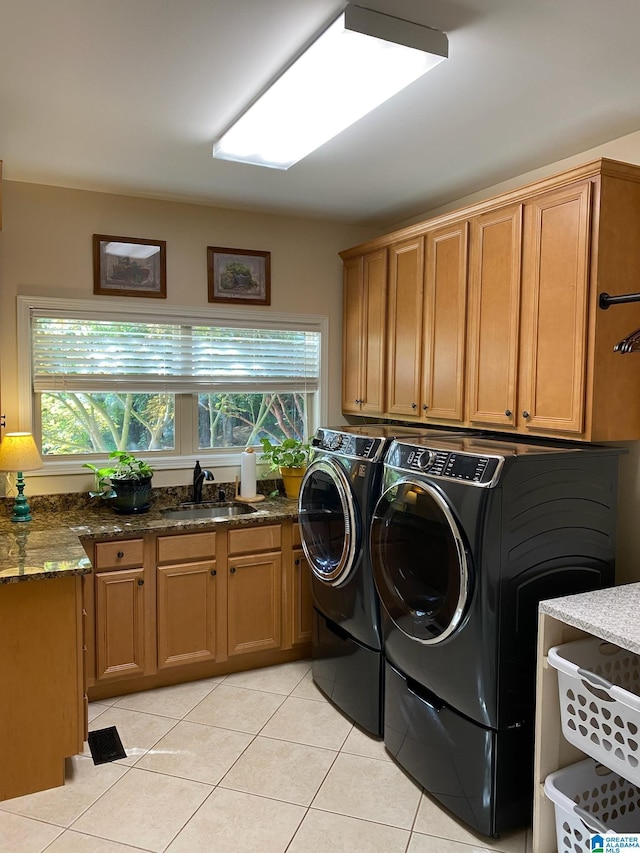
548,637,640,784
545,757,640,852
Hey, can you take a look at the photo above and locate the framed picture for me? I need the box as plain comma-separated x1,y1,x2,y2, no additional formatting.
207,246,271,305
93,235,167,298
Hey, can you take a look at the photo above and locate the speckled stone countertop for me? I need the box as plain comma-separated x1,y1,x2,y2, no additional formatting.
540,583,640,654
0,482,298,584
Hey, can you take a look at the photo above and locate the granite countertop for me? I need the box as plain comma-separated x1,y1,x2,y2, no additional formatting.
0,486,299,584
540,582,640,655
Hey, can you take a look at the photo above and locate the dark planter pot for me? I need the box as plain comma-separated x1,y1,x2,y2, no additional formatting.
110,476,153,514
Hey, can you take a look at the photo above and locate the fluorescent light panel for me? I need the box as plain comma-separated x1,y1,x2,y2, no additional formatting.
213,5,448,170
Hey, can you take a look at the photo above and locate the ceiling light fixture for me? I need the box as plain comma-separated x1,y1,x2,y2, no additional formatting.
212,4,448,170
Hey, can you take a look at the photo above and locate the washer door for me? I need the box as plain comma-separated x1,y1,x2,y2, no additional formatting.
298,457,359,587
370,479,470,644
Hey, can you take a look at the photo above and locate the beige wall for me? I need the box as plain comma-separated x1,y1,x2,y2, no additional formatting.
0,180,374,494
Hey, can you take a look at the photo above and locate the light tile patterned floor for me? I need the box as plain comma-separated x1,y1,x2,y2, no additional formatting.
0,661,533,852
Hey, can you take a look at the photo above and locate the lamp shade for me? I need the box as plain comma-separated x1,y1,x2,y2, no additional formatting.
0,433,43,472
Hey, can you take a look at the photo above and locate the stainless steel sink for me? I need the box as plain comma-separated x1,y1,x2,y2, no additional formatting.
160,502,258,521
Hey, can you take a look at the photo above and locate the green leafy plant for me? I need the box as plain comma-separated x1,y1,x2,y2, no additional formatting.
259,437,310,471
83,450,154,493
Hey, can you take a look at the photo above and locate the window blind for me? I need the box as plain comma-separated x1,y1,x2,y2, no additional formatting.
32,315,320,394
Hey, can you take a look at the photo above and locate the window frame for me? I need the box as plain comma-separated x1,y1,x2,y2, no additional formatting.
18,295,328,475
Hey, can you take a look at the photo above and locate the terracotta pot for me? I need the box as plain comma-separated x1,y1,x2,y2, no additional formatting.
279,466,306,500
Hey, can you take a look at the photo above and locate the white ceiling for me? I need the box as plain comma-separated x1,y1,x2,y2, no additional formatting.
2,0,640,228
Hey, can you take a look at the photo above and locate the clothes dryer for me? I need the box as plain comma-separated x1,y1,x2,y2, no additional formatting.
298,424,443,735
370,433,622,836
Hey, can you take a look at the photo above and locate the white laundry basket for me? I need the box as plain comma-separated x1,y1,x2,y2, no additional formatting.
544,758,640,852
548,637,640,784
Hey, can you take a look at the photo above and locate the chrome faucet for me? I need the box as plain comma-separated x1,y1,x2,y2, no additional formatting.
192,461,215,503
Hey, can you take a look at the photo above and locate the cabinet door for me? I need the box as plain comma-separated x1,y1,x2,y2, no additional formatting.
342,256,365,415
95,569,145,681
360,249,387,415
422,221,468,422
291,547,313,646
342,250,387,415
227,552,282,656
157,560,217,669
386,237,424,417
519,182,592,434
467,204,523,427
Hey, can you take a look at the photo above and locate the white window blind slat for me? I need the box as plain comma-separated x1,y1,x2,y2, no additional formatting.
32,316,320,393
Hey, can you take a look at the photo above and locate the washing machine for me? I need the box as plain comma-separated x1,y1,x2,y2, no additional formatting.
369,433,622,837
298,423,446,735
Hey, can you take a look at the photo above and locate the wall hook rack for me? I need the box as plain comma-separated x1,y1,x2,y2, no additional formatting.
599,291,640,310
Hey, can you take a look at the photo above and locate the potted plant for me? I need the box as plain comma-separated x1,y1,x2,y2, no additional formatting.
259,437,311,500
83,450,154,514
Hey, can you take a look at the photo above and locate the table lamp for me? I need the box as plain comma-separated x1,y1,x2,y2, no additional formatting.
0,432,43,522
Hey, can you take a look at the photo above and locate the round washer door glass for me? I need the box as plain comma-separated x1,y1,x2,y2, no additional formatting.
298,458,359,586
370,480,470,643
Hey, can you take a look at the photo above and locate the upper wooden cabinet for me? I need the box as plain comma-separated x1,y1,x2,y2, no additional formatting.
518,182,592,434
386,236,424,417
340,158,640,442
342,249,387,415
467,203,523,429
421,220,469,424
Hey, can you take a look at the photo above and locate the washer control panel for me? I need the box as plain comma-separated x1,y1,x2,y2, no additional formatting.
387,442,504,487
313,429,385,461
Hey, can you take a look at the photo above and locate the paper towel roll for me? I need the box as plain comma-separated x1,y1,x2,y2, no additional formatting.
240,448,257,498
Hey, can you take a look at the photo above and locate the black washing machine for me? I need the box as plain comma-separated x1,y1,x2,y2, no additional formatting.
369,433,622,837
298,424,444,735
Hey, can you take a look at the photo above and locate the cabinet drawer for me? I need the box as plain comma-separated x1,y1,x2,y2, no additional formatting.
94,539,144,570
157,532,217,564
228,524,281,555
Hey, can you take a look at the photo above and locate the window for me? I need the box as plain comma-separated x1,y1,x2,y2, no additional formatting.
20,297,326,466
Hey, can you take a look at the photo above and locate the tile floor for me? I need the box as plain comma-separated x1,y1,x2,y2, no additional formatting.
0,660,533,853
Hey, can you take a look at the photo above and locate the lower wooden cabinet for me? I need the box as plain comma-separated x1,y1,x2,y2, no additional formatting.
86,537,147,684
227,551,282,656
95,567,146,681
227,524,282,657
0,574,86,800
84,518,312,698
156,531,218,669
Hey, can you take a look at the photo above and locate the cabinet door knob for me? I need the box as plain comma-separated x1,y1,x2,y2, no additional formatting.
423,405,429,411
522,410,531,419
411,402,417,409
230,567,236,574
137,578,144,586
117,551,124,559
355,399,362,405
210,569,217,576
294,558,300,566
505,409,512,417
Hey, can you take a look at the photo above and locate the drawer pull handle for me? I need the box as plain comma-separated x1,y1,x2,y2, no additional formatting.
230,567,236,574
137,578,144,586
117,551,124,559
210,569,217,576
